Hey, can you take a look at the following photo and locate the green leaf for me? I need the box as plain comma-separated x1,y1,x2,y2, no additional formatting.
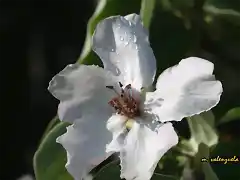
200,110,215,127
217,107,240,125
204,5,240,26
40,116,59,142
187,112,219,152
195,143,219,180
34,122,72,180
202,163,219,180
93,160,178,180
140,0,156,29
205,0,240,12
77,0,107,64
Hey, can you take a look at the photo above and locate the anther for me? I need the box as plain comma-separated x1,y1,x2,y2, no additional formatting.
126,84,131,89
119,82,123,87
106,86,114,89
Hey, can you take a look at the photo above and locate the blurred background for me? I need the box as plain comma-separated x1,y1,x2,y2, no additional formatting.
1,0,239,180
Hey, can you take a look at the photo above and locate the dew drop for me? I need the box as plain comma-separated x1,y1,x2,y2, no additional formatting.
133,35,137,43
120,36,124,41
135,45,138,50
111,48,114,52
124,41,129,46
117,23,121,29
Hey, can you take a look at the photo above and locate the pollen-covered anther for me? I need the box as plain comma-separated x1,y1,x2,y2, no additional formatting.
106,82,140,118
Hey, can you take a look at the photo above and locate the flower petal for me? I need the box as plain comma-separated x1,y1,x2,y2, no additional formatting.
156,57,214,91
92,14,156,90
57,116,112,180
48,64,117,123
144,57,223,122
120,122,178,180
106,114,127,153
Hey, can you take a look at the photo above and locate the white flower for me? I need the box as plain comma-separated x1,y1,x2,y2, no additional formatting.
48,14,222,180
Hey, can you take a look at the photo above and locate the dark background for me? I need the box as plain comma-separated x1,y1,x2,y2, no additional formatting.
1,1,94,179
1,0,240,180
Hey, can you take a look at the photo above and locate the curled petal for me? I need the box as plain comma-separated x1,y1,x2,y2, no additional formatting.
48,64,116,123
57,116,113,180
106,115,127,153
92,14,156,90
120,122,178,180
144,57,223,122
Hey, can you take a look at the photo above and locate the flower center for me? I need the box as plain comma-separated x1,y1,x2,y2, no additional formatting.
106,82,140,118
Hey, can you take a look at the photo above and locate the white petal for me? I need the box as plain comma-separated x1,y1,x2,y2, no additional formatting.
48,64,117,123
144,57,223,122
156,57,214,91
120,122,178,180
92,14,156,90
106,114,127,153
57,116,112,180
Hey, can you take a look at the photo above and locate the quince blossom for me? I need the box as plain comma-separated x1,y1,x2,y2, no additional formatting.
48,14,222,180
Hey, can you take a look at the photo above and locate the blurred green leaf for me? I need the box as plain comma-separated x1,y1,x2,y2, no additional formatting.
194,143,219,180
204,5,240,26
157,149,185,178
217,107,240,125
187,112,219,152
41,116,59,141
140,0,156,29
34,122,72,180
202,163,219,180
201,110,215,127
178,139,196,156
94,160,178,180
205,0,240,12
77,0,107,64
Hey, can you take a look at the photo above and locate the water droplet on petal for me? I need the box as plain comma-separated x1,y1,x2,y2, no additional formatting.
124,41,129,46
135,45,138,50
133,35,137,43
116,68,121,75
117,23,121,29
120,36,124,41
111,49,114,52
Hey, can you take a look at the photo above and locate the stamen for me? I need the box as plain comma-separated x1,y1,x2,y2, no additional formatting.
106,86,114,89
125,84,133,100
125,84,131,89
106,85,120,96
107,82,140,119
119,82,123,87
